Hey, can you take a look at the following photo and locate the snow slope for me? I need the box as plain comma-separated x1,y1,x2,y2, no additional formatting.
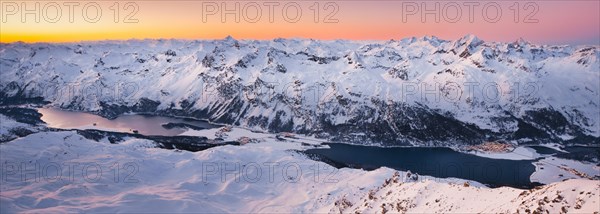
1,35,599,145
1,130,598,213
333,172,600,214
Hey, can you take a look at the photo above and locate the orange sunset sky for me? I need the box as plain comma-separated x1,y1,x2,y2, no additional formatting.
1,0,599,44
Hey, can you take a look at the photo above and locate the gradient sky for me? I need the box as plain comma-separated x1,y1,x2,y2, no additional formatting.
1,0,599,44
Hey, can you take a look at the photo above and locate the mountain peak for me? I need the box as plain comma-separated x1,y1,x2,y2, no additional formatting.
223,35,237,42
423,35,440,41
422,35,443,46
459,34,483,45
450,34,484,52
512,37,530,47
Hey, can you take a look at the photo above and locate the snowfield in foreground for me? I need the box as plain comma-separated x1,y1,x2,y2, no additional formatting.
1,130,598,213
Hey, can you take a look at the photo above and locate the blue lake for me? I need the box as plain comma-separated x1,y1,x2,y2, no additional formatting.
305,143,541,189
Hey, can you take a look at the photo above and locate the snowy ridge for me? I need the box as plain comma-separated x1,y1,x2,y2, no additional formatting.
1,130,598,213
332,172,600,213
1,35,599,145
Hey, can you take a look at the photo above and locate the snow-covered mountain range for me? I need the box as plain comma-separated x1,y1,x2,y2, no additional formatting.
1,35,599,146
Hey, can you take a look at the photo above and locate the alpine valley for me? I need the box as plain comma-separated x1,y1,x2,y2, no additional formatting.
1,35,599,213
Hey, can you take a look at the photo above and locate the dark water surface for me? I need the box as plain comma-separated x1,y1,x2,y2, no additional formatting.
305,143,540,188
38,108,547,188
528,146,561,155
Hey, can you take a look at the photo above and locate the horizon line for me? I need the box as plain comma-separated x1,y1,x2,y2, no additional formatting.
2,35,599,46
